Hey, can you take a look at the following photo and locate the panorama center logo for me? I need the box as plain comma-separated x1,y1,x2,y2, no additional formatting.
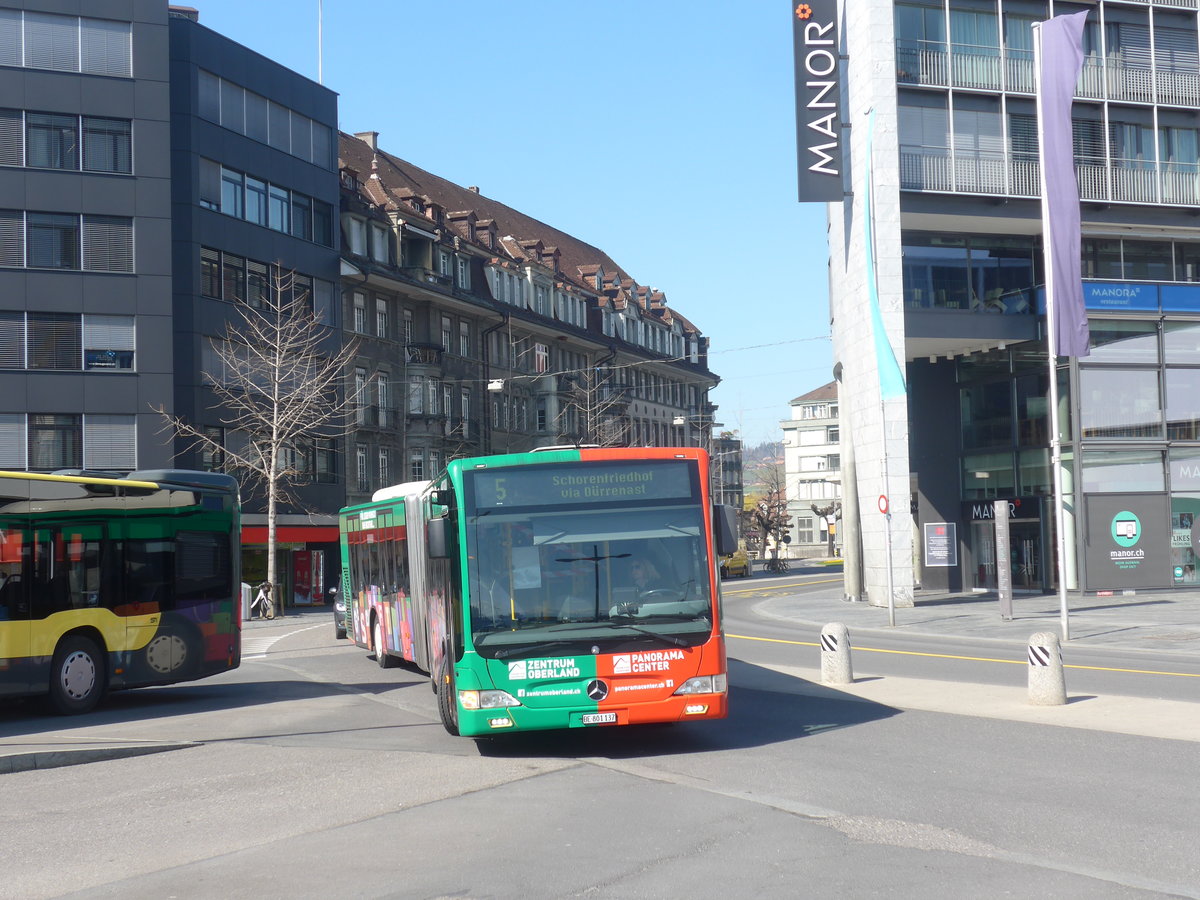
1111,511,1141,548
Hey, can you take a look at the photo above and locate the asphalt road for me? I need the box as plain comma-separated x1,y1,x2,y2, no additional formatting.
2,592,1198,899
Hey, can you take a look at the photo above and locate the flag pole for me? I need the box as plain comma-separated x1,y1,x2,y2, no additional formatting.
1034,21,1072,642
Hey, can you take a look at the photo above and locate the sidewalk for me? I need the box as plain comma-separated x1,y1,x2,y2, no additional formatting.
750,558,1200,654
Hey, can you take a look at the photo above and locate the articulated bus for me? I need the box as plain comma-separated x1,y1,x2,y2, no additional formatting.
0,469,241,714
338,447,737,737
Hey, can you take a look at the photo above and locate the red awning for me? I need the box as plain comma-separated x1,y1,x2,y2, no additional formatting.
241,525,340,545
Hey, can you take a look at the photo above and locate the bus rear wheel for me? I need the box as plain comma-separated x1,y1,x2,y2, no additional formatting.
436,668,459,736
49,635,106,715
373,617,395,669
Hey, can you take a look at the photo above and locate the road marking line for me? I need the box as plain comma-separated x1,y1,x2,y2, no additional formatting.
722,577,843,595
727,632,1200,678
242,623,325,659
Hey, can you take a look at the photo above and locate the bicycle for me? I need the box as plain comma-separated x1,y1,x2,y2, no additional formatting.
764,557,789,574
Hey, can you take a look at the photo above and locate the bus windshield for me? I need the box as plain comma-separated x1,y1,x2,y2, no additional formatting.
464,465,715,658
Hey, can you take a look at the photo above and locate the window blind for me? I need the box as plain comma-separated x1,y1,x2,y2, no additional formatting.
0,413,24,468
80,17,131,78
0,311,23,368
84,414,136,469
0,10,21,67
83,314,134,351
23,12,78,72
0,109,22,166
0,209,24,267
82,215,133,272
28,313,80,369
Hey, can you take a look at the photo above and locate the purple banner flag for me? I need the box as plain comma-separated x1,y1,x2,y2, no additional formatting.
1038,10,1090,357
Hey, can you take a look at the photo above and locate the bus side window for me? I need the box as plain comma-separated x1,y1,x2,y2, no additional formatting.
0,525,28,620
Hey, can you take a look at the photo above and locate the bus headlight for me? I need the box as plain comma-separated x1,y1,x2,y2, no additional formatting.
672,674,727,695
459,689,521,710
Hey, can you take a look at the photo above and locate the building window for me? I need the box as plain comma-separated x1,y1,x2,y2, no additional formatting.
27,413,81,471
245,176,268,227
355,443,368,493
353,292,366,334
1,12,132,78
438,250,452,278
378,376,389,428
534,343,549,374
456,256,470,289
222,253,246,304
314,438,335,482
441,316,453,351
378,448,389,488
25,112,77,169
269,185,289,233
220,167,244,219
27,312,80,369
409,450,424,481
459,321,471,358
355,368,367,425
403,309,414,344
290,193,312,241
83,414,136,469
201,426,225,471
461,390,470,438
796,515,815,544
83,315,134,370
201,248,220,298
82,117,131,173
370,223,389,263
26,212,79,269
376,299,388,338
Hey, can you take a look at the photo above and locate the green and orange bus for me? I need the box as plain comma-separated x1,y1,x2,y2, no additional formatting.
338,446,736,737
0,468,241,714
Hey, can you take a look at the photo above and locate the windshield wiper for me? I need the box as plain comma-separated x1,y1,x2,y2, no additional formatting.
493,640,585,660
598,621,688,647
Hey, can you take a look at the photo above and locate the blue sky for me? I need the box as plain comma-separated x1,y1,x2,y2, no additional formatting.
188,1,831,447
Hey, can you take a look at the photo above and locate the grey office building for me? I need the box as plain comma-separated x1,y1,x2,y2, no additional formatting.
167,8,342,599
0,2,172,472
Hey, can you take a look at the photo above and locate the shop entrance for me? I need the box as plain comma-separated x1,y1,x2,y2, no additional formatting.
969,517,1044,592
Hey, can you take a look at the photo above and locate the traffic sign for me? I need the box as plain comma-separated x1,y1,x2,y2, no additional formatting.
878,494,889,514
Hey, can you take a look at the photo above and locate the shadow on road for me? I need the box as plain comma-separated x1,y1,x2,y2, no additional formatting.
475,657,899,760
0,666,429,737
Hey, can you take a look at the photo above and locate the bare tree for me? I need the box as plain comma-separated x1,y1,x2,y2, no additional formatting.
556,365,631,447
811,501,842,556
745,461,789,560
156,267,359,616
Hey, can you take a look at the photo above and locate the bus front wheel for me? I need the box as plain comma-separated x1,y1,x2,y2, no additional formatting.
373,617,395,669
49,635,106,715
436,668,459,736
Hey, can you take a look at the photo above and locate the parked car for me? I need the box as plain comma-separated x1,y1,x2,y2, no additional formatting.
720,549,751,578
331,587,347,639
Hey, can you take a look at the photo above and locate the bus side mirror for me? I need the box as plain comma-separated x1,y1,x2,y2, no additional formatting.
714,504,737,556
427,517,449,558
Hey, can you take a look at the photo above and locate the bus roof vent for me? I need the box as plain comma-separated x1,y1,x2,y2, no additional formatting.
531,444,600,453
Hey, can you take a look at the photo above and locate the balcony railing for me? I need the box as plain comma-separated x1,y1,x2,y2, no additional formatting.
896,40,1200,107
900,148,1200,208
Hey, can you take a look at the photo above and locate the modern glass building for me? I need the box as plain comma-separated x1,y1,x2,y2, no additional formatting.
828,0,1200,603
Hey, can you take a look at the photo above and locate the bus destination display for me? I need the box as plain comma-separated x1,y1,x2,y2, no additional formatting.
472,461,693,509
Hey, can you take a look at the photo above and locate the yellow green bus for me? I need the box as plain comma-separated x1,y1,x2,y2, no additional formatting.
0,468,241,714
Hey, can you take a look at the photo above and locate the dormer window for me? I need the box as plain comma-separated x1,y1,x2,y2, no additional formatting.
369,223,389,263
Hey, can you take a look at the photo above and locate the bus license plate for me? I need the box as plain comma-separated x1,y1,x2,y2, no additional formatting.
582,712,617,725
